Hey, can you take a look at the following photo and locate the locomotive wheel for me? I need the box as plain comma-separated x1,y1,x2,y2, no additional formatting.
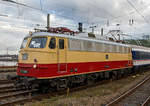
86,77,94,85
55,79,68,91
39,84,50,93
116,71,122,79
42,88,48,93
110,71,117,81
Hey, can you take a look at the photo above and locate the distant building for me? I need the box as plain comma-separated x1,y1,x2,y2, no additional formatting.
143,35,150,40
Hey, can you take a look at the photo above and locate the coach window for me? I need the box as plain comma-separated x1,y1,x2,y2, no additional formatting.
49,37,56,49
59,39,64,49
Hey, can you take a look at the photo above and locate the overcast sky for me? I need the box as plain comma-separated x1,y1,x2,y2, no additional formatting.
0,0,150,54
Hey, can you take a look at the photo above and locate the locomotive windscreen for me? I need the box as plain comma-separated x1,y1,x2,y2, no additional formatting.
29,37,47,48
20,38,28,49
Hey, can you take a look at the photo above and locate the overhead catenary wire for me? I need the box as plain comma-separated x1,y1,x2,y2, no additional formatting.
16,0,20,18
126,0,149,24
91,1,150,28
1,0,41,11
40,0,42,10
0,0,135,25
0,0,85,22
0,0,140,25
0,13,8,17
1,0,149,25
0,0,150,37
0,0,91,30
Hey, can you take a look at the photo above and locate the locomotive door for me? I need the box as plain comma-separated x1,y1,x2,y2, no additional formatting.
57,38,67,73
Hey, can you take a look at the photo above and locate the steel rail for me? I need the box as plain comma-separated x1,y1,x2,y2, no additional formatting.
0,98,31,106
141,96,150,106
1,69,150,106
0,90,37,100
0,85,14,90
105,74,150,106
0,70,16,73
0,88,25,94
0,90,37,106
0,80,14,84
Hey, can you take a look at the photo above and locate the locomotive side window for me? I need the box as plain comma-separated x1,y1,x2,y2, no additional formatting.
122,46,125,53
127,48,130,53
116,45,119,53
68,39,81,51
83,41,88,51
127,47,130,53
49,37,56,49
124,47,127,53
109,44,112,52
86,41,93,51
29,37,47,48
119,46,122,53
129,48,131,53
59,39,64,49
105,44,109,52
113,45,117,53
95,42,101,52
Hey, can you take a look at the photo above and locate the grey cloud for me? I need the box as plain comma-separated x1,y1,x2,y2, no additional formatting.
0,0,150,54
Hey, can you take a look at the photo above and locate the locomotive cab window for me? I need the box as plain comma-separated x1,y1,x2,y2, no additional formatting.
20,38,28,49
106,54,109,59
49,37,56,49
59,39,64,49
29,37,47,48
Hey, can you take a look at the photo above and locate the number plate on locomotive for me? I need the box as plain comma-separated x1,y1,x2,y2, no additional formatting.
20,70,28,74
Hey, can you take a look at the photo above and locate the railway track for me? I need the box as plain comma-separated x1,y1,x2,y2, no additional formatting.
141,96,150,106
105,73,150,106
0,80,109,106
0,80,14,84
0,85,14,90
0,76,115,106
0,71,149,106
0,69,16,73
0,66,17,73
0,79,39,106
0,79,37,106
0,89,37,106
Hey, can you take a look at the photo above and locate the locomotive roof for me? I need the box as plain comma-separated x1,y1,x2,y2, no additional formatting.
30,32,130,47
131,45,150,52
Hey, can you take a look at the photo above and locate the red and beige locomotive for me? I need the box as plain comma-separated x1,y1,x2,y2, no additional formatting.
14,29,135,91
7,25,150,92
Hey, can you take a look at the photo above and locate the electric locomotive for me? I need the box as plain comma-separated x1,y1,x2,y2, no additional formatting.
14,31,133,91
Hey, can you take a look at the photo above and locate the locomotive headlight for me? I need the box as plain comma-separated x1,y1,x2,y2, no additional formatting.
22,53,28,60
33,64,37,68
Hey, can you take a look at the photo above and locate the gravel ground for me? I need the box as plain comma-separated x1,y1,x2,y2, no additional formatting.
25,70,150,106
117,78,150,106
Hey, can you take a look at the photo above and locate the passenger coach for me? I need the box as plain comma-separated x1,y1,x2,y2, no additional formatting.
132,45,150,67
